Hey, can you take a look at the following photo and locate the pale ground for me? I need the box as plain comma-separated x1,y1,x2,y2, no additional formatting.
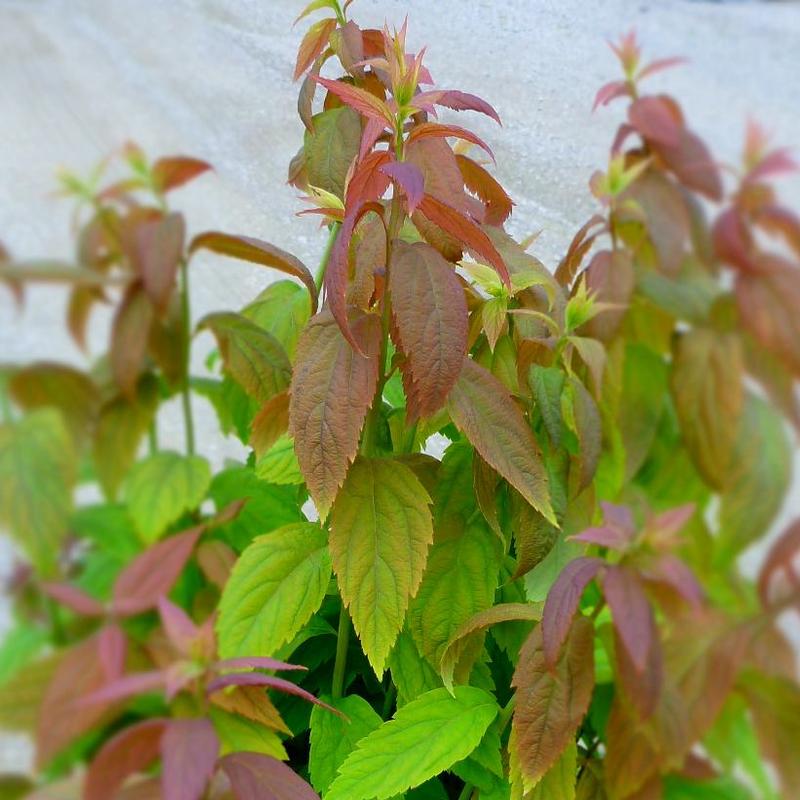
1,0,799,774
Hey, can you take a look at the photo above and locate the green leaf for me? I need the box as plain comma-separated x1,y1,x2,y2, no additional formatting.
208,466,304,551
330,457,434,676
304,107,363,199
255,434,304,485
0,409,76,575
326,687,498,800
124,451,211,542
717,394,791,564
662,775,754,800
243,280,312,359
0,624,48,684
409,519,500,684
198,312,292,404
93,374,159,499
389,629,443,708
217,522,331,658
192,375,258,443
210,707,287,760
70,503,141,561
513,740,576,800
530,366,565,447
309,694,382,795
448,359,554,524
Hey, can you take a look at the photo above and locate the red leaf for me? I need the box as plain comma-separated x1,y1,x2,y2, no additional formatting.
158,597,200,656
390,241,468,420
380,160,425,214
113,526,202,616
294,18,337,81
135,212,186,312
407,122,495,162
161,718,219,800
81,671,166,706
758,517,800,608
593,80,631,111
412,89,501,125
111,282,154,397
555,214,606,286
628,96,683,147
215,657,306,673
152,157,212,194
614,621,663,720
85,719,168,800
98,623,127,681
358,116,389,161
205,672,341,716
569,525,632,551
220,752,321,800
713,208,753,271
511,616,595,785
644,554,705,610
289,308,381,518
417,194,509,287
323,201,385,349
541,556,603,667
312,75,394,125
755,204,800,259
36,631,125,767
649,504,696,543
652,128,723,201
637,56,687,82
345,150,391,208
190,232,317,312
41,582,104,617
603,565,656,673
456,154,513,226
746,147,798,185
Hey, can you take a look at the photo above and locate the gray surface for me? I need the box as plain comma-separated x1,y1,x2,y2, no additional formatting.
1,0,799,774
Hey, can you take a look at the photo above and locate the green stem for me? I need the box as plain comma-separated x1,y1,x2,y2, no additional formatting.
457,783,474,800
148,421,158,454
381,683,397,720
179,258,196,456
498,695,515,735
315,222,341,292
331,603,351,699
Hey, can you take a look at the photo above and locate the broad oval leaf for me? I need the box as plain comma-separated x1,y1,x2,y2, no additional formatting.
220,752,321,800
305,107,362,201
243,280,312,359
511,617,594,788
124,451,211,542
85,719,168,800
191,233,317,311
216,522,331,658
390,241,468,420
326,687,498,800
330,457,434,675
289,309,381,519
198,312,292,404
447,358,554,524
0,409,76,576
135,212,186,312
309,694,383,795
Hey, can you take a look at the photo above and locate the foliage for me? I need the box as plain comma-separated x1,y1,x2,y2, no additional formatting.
1,3,799,798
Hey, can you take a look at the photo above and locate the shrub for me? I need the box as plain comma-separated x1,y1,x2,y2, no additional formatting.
1,2,799,798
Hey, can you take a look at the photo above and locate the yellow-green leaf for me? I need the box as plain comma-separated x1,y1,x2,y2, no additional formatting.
124,451,211,542
0,409,76,575
330,457,434,675
217,522,330,658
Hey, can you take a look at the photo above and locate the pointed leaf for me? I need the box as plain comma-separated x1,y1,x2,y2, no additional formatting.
295,18,337,79
217,522,331,658
190,233,317,311
381,160,425,214
112,526,202,616
412,90,501,125
541,557,603,667
603,565,656,673
312,75,394,125
456,154,513,225
407,123,495,162
447,358,554,523
511,617,594,788
304,107,362,201
330,457,434,675
41,583,104,617
152,156,212,193
111,283,154,397
390,241,468,419
326,687,498,800
135,212,185,311
289,309,381,518
210,685,290,735
161,718,219,800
